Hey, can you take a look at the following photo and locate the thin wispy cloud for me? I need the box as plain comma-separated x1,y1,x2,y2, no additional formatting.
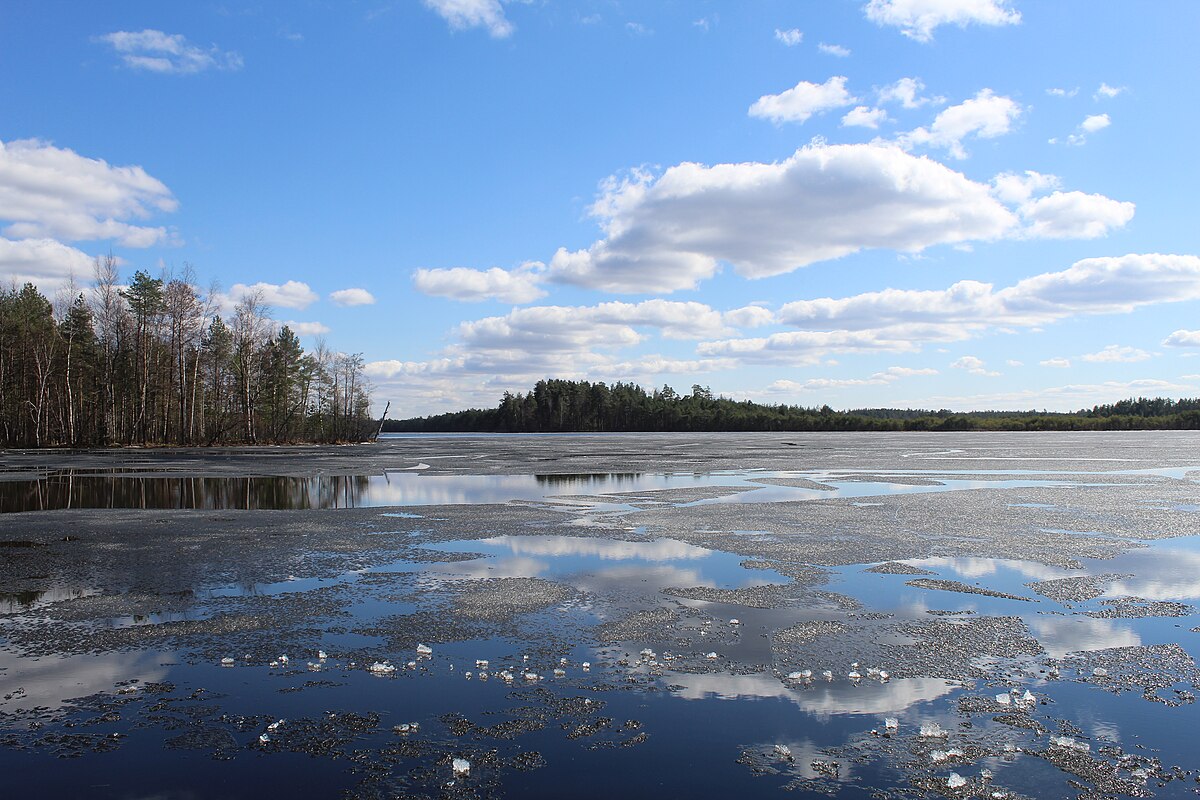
422,0,514,38
97,30,243,73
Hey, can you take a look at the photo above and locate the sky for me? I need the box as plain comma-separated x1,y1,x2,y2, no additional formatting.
3,0,1200,417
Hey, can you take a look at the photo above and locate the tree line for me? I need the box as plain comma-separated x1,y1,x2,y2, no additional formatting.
384,379,1200,433
1,259,373,447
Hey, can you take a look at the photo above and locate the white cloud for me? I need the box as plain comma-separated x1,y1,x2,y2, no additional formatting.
1081,113,1111,133
990,170,1061,204
413,262,547,303
818,42,851,57
1040,357,1071,368
283,320,331,336
1080,345,1151,363
950,355,999,376
457,300,734,359
765,254,1200,353
97,30,243,73
697,329,924,365
774,28,803,46
1163,330,1200,348
1006,359,1023,367
1046,87,1079,98
548,142,1016,293
748,76,856,124
1017,191,1134,239
723,305,776,328
865,0,1020,42
329,287,377,306
769,365,938,392
877,77,935,109
0,237,96,288
1060,113,1112,146
930,378,1200,413
842,106,889,129
227,280,319,310
899,89,1021,159
625,22,652,36
1095,82,1124,100
422,0,514,38
0,138,176,247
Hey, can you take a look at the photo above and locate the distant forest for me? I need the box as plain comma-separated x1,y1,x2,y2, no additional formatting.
384,379,1200,433
1,261,373,448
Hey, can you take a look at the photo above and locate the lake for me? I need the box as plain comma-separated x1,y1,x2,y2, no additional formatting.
1,431,1199,798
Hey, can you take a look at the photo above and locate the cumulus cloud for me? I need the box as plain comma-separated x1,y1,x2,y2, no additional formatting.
1017,191,1134,239
1040,357,1071,368
951,355,999,375
877,77,936,109
413,262,547,303
548,142,1017,293
0,237,96,288
696,253,1200,367
697,329,924,365
0,138,176,247
842,106,889,129
283,320,331,336
329,287,376,306
988,171,1133,238
1162,330,1200,348
1095,82,1124,100
748,76,856,124
865,0,1021,42
818,43,851,57
457,300,733,354
774,28,803,46
1081,113,1111,133
422,0,514,38
763,254,1200,355
723,305,776,328
1080,345,1151,363
227,280,318,310
97,30,243,73
990,170,1061,204
1057,113,1112,146
898,89,1021,159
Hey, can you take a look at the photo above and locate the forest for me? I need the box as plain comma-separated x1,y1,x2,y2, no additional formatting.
384,379,1200,433
1,259,373,447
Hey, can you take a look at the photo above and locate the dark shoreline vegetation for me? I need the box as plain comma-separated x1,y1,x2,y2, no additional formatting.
1,266,372,448
385,379,1200,434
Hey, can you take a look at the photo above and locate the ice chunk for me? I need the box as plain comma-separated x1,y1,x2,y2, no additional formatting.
705,652,719,660
1092,667,1108,677
416,643,433,656
919,723,948,738
947,772,967,789
452,757,470,776
883,717,899,731
220,657,235,667
773,743,793,760
368,661,396,674
995,693,1011,705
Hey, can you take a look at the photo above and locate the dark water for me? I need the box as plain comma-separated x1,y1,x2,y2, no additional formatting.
3,455,1200,798
0,467,1103,512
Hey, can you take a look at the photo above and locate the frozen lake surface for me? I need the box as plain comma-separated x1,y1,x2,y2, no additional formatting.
2,431,1199,798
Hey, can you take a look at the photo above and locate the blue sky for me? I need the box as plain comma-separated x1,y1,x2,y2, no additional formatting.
4,0,1200,416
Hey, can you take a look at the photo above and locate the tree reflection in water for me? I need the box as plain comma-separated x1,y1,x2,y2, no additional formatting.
0,472,373,512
